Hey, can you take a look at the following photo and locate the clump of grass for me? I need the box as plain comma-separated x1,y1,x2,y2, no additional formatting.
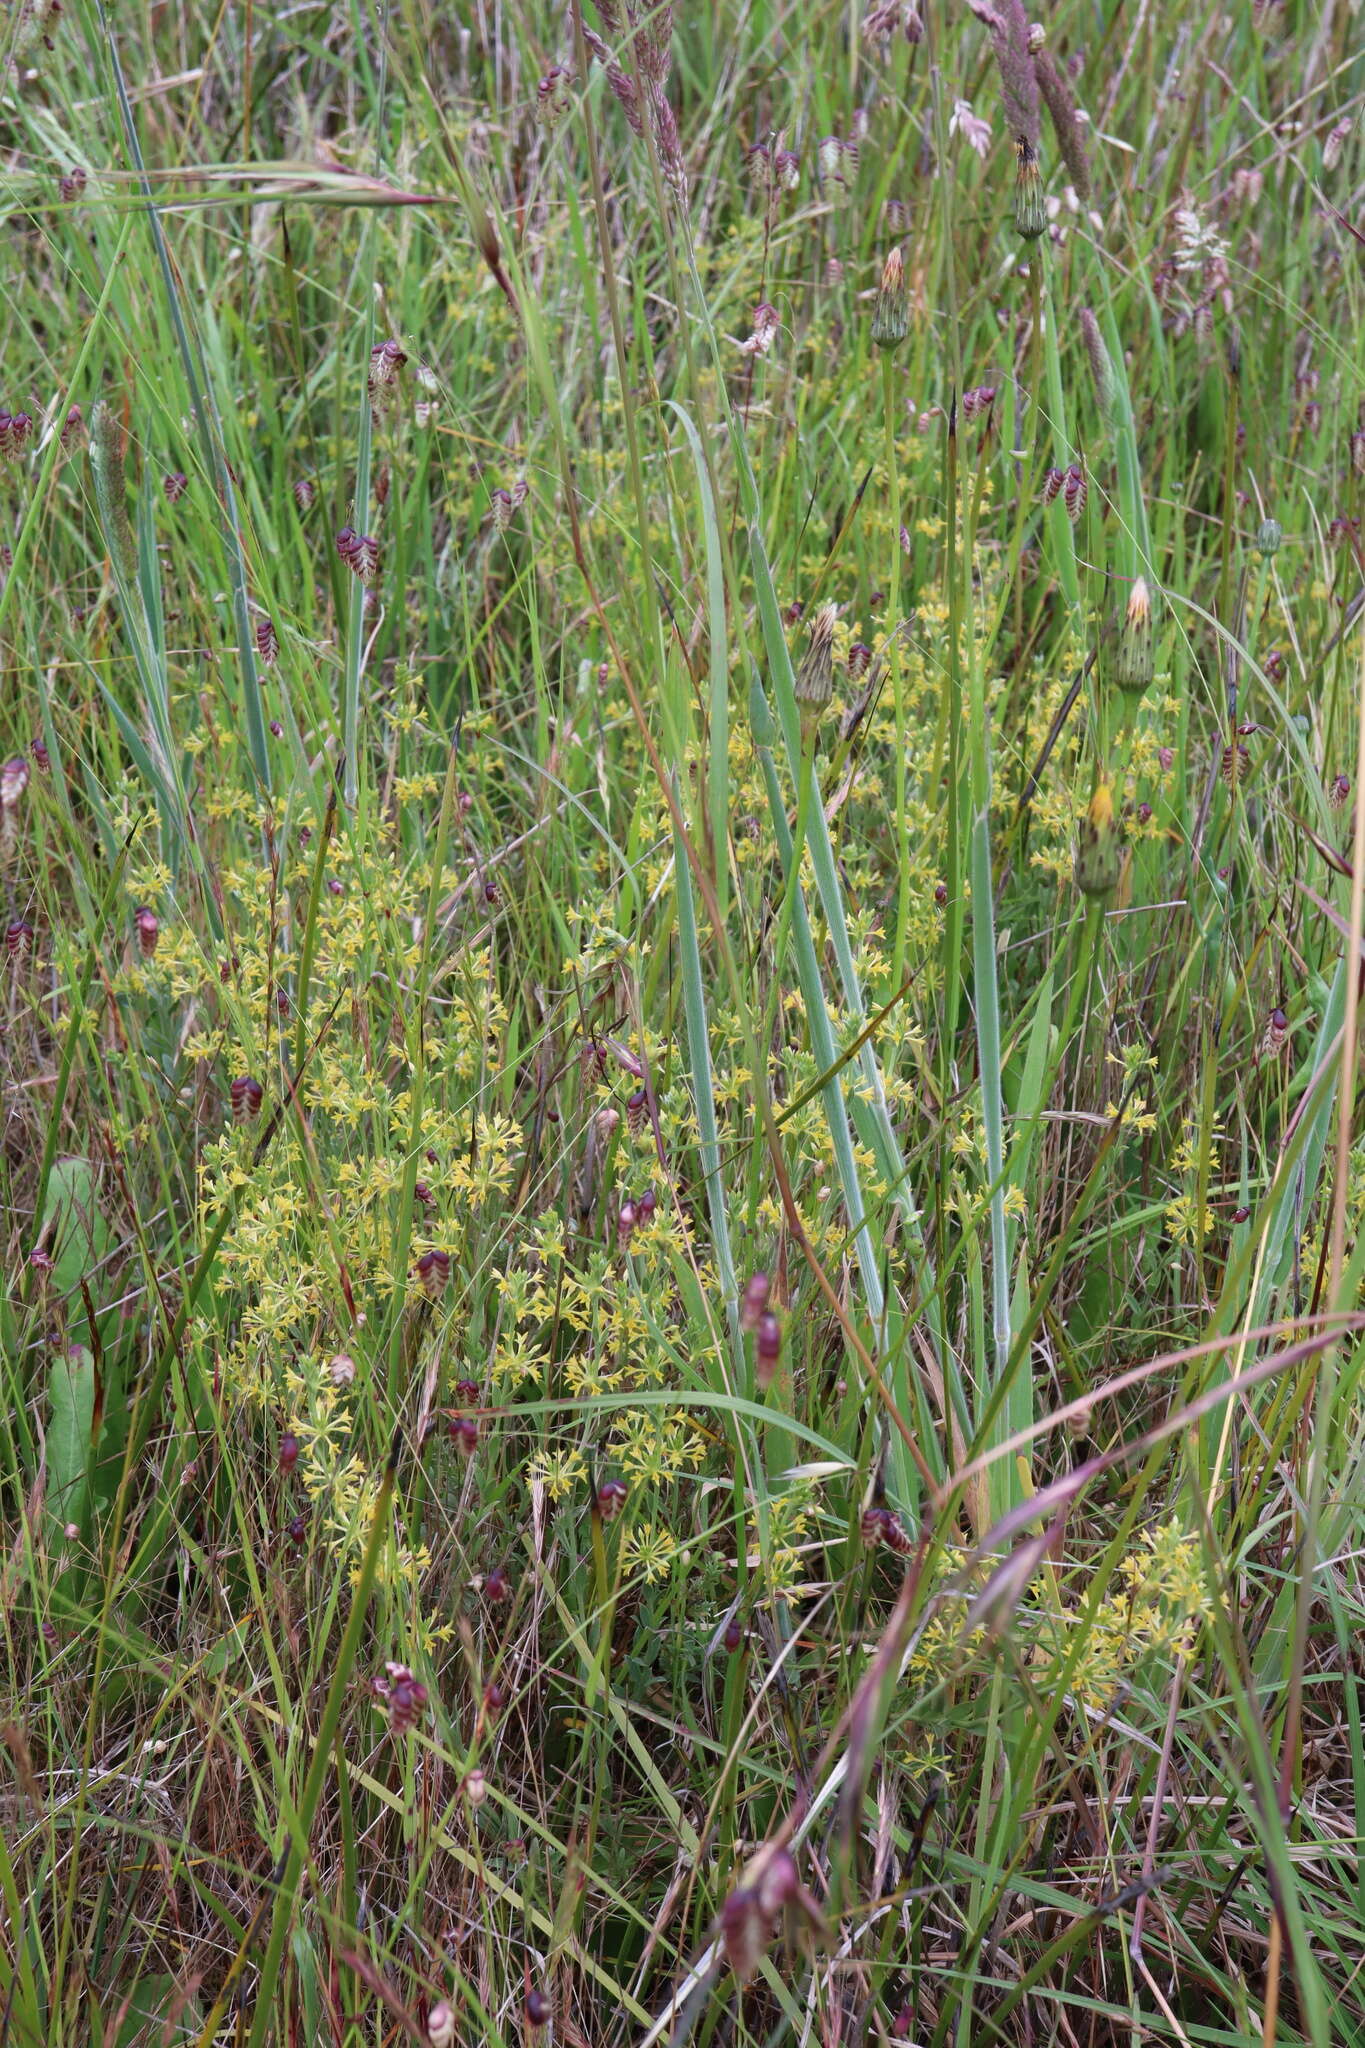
2,1,1365,2045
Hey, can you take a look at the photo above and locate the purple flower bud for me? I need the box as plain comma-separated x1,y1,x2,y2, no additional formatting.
279,1432,300,1473
525,1989,551,2028
617,1198,638,1249
637,1187,656,1222
133,905,159,957
722,1615,744,1653
484,1566,512,1602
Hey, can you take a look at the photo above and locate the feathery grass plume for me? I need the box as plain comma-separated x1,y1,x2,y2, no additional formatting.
1074,779,1124,897
979,0,1040,148
1013,135,1047,240
88,400,139,596
1033,42,1090,200
1079,307,1118,425
871,246,909,350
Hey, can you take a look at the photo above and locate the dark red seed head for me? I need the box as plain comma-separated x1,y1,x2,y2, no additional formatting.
6,918,33,959
637,1187,657,1222
1231,1205,1251,1225
229,1075,263,1125
525,1989,551,2029
722,1615,743,1653
451,1415,479,1457
934,881,948,906
163,471,188,503
287,1512,308,1546
293,475,316,512
30,735,49,771
483,1680,506,1714
755,1310,782,1387
740,1272,770,1333
455,1377,480,1403
256,616,278,665
416,1248,451,1300
596,1478,628,1522
133,905,159,957
847,641,871,681
414,1179,434,1205
279,1432,300,1474
625,1086,648,1134
484,1566,512,1603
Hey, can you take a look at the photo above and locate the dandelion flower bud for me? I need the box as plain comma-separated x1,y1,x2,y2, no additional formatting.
871,246,909,351
1255,517,1282,558
1074,781,1124,899
794,602,837,737
1013,136,1047,241
1110,575,1155,698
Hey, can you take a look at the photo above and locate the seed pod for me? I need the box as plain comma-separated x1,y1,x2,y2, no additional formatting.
722,1615,744,1652
962,384,997,422
860,1504,892,1546
625,1086,647,1134
7,918,33,959
1328,772,1351,811
484,1566,512,1603
163,471,188,504
279,1432,300,1473
637,1187,656,1222
1040,465,1065,505
1073,781,1124,900
60,404,84,449
1013,136,1047,241
1062,461,1086,523
847,641,871,682
133,905,159,957
616,1198,638,1250
256,616,278,665
229,1075,263,1124
871,246,909,351
60,165,87,204
287,1512,308,1546
525,1989,551,2029
1109,575,1155,698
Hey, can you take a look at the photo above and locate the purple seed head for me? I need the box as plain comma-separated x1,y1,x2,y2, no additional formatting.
133,905,159,957
596,1478,628,1522
740,1272,770,1333
229,1075,264,1125
416,1248,451,1299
